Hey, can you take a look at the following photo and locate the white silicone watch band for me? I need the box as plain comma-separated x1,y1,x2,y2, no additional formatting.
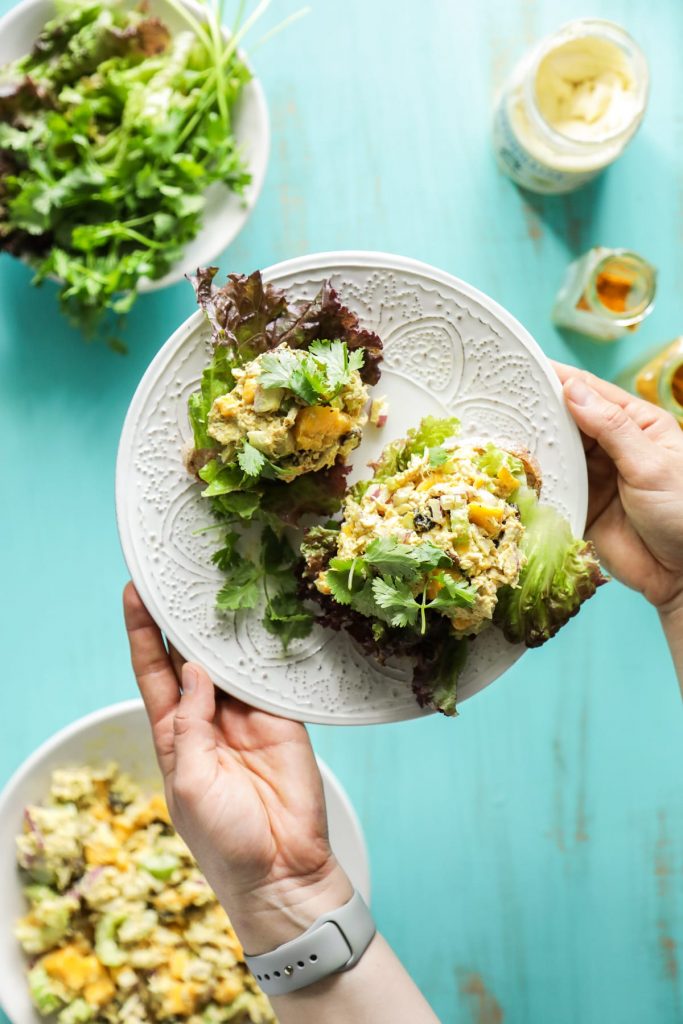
244,889,375,996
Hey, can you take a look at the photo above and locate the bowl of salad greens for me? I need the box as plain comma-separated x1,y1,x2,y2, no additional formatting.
0,0,270,339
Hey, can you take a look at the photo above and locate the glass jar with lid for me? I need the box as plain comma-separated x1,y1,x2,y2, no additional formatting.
552,247,656,341
615,338,683,427
493,19,649,194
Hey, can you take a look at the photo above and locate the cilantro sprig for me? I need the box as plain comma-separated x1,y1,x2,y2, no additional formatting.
322,536,475,634
213,526,313,651
259,340,364,406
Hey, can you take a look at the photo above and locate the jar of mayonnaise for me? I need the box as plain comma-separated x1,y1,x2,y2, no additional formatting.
493,19,649,194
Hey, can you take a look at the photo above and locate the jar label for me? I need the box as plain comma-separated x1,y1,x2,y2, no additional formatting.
492,97,600,194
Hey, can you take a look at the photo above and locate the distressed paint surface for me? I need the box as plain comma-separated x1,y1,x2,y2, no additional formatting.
0,1,682,1022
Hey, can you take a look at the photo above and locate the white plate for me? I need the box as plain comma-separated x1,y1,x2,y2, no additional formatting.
0,0,270,291
116,250,588,725
0,699,370,1024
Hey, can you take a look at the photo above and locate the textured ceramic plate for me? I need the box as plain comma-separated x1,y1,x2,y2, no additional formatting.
116,251,588,725
0,700,369,1024
0,0,270,292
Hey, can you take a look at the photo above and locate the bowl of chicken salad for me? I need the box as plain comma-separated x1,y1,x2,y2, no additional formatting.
0,700,370,1024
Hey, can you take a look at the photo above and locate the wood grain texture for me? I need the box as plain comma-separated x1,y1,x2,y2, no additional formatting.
0,1,682,1021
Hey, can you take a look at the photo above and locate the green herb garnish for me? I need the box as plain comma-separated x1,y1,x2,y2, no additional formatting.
0,0,261,339
212,526,313,651
259,340,365,405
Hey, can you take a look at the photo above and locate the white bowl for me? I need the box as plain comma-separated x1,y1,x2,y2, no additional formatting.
0,700,370,1024
0,0,270,292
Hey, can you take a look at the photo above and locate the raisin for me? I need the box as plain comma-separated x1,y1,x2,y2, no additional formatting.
108,792,129,814
413,512,435,533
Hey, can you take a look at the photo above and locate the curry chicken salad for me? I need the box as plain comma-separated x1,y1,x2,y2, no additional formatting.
206,344,369,482
301,416,606,716
15,765,274,1024
321,440,528,636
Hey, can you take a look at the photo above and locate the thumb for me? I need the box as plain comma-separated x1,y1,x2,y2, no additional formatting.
172,663,218,790
564,376,650,478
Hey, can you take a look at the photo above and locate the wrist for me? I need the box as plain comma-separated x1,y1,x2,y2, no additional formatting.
659,588,683,627
218,859,354,955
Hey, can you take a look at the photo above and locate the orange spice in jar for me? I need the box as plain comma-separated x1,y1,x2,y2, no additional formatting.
615,338,683,427
552,247,656,341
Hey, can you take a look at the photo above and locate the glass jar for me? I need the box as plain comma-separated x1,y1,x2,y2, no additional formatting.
615,339,683,426
552,248,656,341
493,19,649,194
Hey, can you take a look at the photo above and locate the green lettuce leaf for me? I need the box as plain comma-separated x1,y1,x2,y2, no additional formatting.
371,415,460,479
494,486,608,647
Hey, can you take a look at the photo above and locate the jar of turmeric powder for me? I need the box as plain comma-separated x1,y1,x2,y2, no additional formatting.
615,338,683,426
552,247,656,340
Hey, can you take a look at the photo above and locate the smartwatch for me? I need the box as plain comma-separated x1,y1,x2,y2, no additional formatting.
244,889,376,996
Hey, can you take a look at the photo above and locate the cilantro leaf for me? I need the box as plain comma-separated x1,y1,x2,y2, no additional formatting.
215,557,261,611
258,340,363,406
326,569,355,605
210,531,240,571
237,441,266,478
259,348,302,391
427,573,477,612
211,491,262,520
409,542,453,573
428,446,449,467
371,577,420,628
363,538,421,580
260,526,297,575
199,461,248,498
349,581,386,620
308,338,365,394
263,592,313,652
363,537,452,578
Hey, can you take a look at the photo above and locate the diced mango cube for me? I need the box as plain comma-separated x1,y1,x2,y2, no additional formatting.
134,793,171,827
84,977,116,1007
42,945,104,991
468,503,504,534
84,842,119,867
214,976,243,1004
170,950,190,980
293,406,352,450
497,465,519,492
162,982,201,1017
242,377,257,404
416,472,445,492
214,395,238,418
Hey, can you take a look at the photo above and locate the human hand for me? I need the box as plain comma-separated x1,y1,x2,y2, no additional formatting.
555,363,683,616
122,583,352,954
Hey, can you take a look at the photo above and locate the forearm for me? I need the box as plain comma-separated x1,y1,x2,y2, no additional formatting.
270,932,440,1024
220,865,439,1024
660,600,683,696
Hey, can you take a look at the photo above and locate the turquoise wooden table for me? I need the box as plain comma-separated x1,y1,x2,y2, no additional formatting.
1,1,681,1021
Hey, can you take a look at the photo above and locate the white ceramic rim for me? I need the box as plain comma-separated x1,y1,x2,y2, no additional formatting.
115,250,588,724
0,0,271,292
